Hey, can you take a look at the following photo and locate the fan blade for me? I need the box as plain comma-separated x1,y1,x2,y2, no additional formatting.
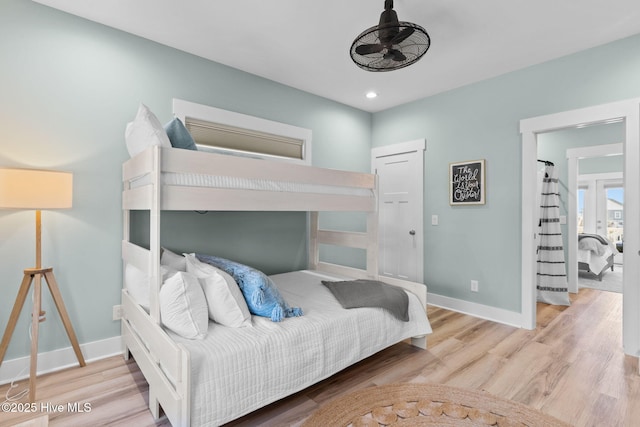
384,49,407,62
391,27,415,45
355,44,385,56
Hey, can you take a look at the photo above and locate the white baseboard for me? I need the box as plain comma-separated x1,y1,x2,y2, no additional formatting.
427,293,523,328
0,336,123,385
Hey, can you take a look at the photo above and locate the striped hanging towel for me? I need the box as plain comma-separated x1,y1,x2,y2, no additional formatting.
536,165,570,306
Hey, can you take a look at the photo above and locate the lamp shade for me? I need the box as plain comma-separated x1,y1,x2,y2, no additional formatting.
0,168,73,209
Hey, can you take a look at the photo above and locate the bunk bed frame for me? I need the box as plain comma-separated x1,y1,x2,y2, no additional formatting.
121,145,428,426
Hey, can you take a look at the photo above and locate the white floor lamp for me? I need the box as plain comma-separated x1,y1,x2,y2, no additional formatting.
0,168,85,402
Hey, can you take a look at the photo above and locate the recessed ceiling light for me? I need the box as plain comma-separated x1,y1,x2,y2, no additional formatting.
366,91,378,99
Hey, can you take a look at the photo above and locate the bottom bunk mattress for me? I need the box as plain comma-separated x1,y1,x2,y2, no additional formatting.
167,269,432,426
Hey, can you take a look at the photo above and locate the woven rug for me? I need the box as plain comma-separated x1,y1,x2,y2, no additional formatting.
302,383,570,427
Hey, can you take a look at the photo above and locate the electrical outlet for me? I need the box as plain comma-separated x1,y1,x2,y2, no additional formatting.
470,280,479,292
113,305,123,320
431,214,439,226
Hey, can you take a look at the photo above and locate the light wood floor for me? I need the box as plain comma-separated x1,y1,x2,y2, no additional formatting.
1,288,638,427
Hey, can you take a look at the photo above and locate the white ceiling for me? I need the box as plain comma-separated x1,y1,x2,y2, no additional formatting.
34,0,640,112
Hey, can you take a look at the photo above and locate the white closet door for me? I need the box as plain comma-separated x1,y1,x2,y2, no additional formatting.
373,143,424,282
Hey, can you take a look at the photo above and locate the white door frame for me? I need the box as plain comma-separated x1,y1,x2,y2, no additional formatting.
371,139,426,283
520,98,640,358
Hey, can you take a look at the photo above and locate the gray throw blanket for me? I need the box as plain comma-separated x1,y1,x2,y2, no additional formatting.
321,279,409,322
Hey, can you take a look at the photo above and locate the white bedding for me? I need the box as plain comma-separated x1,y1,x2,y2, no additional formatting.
168,269,431,426
130,172,373,197
578,235,617,275
578,245,613,275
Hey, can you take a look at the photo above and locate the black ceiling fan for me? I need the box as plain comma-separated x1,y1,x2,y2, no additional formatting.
350,0,430,72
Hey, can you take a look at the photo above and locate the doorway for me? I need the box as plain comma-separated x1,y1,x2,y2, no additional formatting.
566,142,624,294
520,98,640,357
576,173,624,292
578,173,624,261
371,139,425,283
537,137,624,294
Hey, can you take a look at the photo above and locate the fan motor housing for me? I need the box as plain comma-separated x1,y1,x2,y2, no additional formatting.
349,0,430,72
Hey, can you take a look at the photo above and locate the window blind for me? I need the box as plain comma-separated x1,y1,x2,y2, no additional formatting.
185,117,304,160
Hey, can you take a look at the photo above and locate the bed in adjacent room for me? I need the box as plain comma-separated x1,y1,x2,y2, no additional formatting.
577,233,618,281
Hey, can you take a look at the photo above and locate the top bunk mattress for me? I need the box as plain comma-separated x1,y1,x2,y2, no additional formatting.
122,147,378,211
130,171,374,197
168,269,431,426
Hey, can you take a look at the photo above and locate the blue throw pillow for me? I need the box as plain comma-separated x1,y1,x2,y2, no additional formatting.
196,254,303,322
164,117,197,150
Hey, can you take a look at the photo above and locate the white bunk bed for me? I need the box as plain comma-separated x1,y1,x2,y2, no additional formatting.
121,145,431,426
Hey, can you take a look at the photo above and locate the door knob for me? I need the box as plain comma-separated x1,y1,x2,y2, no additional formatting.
409,230,416,235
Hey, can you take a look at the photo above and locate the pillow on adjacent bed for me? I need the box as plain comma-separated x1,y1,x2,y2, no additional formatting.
159,271,208,340
125,103,172,157
578,237,606,256
184,253,252,328
164,117,198,151
196,254,303,322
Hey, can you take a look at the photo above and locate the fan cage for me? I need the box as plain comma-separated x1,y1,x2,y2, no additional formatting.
350,22,430,72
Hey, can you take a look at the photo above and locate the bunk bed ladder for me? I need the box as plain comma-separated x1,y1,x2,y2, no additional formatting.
309,210,379,279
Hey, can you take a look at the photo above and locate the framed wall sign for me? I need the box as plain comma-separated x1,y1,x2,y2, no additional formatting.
449,159,485,205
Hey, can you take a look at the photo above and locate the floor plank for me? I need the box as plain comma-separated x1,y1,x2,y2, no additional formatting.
0,288,635,426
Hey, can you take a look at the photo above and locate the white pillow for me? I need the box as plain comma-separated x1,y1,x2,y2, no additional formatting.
160,265,178,281
125,103,172,157
184,254,252,328
124,264,176,310
125,263,150,310
161,247,187,271
159,271,208,339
